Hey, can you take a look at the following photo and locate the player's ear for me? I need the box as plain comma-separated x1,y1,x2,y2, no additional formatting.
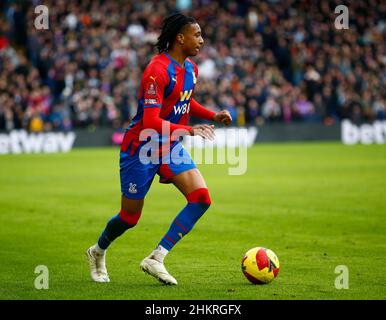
176,33,184,45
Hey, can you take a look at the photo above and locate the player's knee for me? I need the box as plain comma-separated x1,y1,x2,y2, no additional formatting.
119,208,142,227
186,188,212,209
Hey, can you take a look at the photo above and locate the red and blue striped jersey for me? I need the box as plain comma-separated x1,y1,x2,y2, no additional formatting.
121,52,198,154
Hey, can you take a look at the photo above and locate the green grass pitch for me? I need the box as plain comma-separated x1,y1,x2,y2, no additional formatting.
0,142,385,300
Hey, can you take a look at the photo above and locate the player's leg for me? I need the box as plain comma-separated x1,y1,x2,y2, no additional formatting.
158,168,211,255
97,196,144,249
86,196,144,283
140,168,211,285
87,146,157,283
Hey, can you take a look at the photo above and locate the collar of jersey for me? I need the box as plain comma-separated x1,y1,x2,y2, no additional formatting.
164,52,185,68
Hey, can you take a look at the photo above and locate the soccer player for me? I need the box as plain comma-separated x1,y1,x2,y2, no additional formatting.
86,12,232,285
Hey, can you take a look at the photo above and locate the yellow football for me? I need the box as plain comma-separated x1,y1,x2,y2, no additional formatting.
241,247,280,284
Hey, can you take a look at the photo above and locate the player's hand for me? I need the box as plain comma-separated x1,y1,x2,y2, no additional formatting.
213,110,232,126
190,124,215,140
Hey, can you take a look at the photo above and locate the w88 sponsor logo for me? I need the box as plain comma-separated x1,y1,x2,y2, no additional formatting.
174,102,190,115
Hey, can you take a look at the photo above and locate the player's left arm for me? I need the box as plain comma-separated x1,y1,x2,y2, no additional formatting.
190,62,232,126
190,98,232,126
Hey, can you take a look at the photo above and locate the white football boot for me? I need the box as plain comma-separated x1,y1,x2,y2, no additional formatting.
140,251,177,285
86,245,110,283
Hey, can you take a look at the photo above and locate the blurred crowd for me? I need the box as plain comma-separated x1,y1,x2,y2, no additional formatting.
0,0,385,132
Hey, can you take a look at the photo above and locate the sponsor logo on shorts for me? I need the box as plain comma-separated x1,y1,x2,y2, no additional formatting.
129,183,137,194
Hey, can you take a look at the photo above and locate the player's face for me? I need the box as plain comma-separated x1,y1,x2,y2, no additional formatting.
181,23,204,56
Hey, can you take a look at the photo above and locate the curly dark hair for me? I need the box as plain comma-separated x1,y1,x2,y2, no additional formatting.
156,12,197,53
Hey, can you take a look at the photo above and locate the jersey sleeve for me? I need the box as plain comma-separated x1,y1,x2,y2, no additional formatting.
143,107,192,135
190,98,216,121
142,64,169,108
